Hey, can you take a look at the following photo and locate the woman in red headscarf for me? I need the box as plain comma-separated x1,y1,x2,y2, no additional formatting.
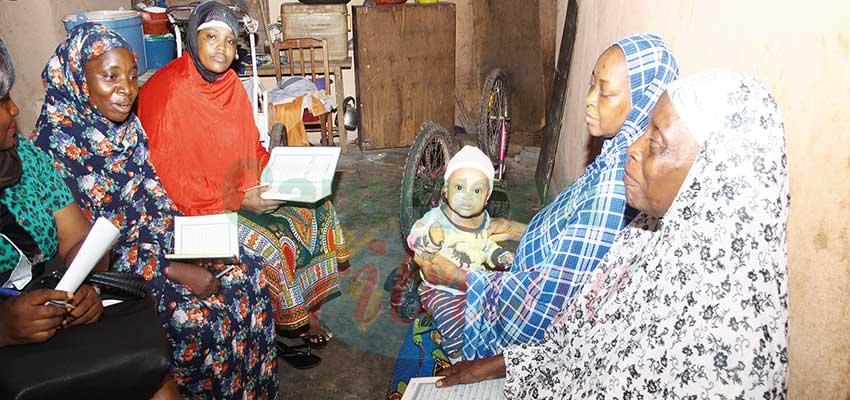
138,1,349,359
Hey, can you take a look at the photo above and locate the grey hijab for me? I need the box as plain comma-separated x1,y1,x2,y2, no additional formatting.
0,37,22,192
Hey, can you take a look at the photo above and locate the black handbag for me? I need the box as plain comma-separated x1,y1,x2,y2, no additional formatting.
0,209,169,399
24,269,148,301
0,297,171,400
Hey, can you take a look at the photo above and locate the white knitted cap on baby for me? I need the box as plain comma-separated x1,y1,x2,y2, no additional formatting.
443,146,495,190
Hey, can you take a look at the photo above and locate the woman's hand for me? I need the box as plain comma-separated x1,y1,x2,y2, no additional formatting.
415,254,468,291
436,355,507,387
0,289,72,347
241,185,285,214
165,262,220,298
487,218,527,242
66,284,103,327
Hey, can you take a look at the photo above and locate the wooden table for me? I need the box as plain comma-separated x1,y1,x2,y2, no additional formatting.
245,57,353,154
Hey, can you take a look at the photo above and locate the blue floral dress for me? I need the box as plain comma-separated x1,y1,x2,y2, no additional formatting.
33,23,278,399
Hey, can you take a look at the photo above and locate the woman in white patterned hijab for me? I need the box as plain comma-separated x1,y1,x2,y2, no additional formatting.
439,70,789,398
500,69,789,398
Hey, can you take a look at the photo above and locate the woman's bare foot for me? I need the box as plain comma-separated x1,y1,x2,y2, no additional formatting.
150,374,180,400
301,311,333,348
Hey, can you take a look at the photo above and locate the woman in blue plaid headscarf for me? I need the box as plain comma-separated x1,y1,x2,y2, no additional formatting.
460,33,679,359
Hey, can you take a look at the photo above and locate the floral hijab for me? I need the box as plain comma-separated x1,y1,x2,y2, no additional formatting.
503,70,789,399
34,23,178,282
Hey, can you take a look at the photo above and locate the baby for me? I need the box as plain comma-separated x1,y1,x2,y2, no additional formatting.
407,145,513,360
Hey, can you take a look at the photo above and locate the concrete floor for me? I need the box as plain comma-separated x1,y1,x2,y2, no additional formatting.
278,139,540,399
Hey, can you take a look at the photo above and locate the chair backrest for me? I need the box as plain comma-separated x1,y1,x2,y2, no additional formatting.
271,37,331,94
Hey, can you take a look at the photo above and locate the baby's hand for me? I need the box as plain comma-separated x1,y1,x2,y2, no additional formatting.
497,251,514,267
428,224,445,246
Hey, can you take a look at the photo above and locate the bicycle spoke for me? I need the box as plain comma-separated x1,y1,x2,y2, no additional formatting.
411,137,450,209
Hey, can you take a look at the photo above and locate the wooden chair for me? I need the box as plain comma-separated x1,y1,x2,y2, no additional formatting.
270,37,334,146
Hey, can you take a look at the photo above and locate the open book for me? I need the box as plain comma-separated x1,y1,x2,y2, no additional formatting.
260,146,341,203
165,213,239,262
401,377,506,400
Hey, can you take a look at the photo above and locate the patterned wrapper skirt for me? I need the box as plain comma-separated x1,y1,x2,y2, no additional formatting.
238,200,350,333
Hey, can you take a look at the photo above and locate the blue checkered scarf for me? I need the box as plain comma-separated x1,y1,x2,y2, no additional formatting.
463,33,679,360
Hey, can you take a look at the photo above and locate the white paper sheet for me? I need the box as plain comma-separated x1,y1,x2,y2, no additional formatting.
55,217,119,293
401,377,506,400
101,299,123,307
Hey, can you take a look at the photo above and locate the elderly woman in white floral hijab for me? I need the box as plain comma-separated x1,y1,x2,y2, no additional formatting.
437,69,789,399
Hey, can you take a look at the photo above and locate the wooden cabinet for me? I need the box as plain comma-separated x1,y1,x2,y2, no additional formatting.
353,2,456,149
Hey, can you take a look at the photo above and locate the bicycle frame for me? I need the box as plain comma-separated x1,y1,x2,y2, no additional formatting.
497,113,509,181
493,84,510,181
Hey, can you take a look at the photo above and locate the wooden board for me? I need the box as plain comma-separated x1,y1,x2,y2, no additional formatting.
353,3,456,149
473,0,547,133
535,0,578,203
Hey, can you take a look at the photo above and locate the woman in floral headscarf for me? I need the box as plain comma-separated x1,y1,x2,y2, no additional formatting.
34,23,278,399
439,70,789,399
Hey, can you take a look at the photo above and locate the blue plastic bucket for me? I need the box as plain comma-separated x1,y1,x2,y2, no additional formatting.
144,34,176,69
62,10,147,74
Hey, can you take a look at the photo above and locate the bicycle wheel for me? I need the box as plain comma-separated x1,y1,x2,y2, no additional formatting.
477,69,511,173
399,123,458,239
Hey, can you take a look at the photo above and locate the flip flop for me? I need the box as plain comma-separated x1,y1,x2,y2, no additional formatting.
277,341,321,369
299,317,334,349
300,332,332,349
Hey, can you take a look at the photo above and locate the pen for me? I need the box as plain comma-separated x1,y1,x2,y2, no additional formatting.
242,183,270,192
0,288,21,297
215,265,237,279
46,300,76,312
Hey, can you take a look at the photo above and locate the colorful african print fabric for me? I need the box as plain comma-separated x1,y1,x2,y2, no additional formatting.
239,199,349,332
137,6,349,336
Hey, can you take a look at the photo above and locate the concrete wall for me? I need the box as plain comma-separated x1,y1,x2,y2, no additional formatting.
549,1,850,398
0,0,129,135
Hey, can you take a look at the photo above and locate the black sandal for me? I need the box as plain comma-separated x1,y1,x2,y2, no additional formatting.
276,341,321,369
300,333,332,349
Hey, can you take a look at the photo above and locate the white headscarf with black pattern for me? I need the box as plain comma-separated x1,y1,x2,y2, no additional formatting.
503,70,789,399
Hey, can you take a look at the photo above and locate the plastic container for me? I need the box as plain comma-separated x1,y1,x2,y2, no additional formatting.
63,10,147,74
297,0,351,3
280,4,348,61
144,34,176,69
141,7,169,35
